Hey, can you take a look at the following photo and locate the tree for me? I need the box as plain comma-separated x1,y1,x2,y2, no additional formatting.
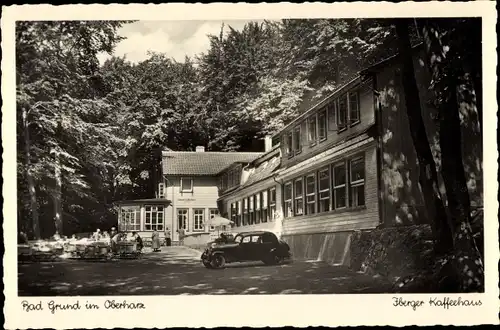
394,19,453,253
17,21,128,237
419,18,484,292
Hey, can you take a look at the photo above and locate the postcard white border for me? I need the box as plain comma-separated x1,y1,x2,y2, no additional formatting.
2,2,498,328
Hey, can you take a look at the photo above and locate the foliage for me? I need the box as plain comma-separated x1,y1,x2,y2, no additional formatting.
17,21,129,237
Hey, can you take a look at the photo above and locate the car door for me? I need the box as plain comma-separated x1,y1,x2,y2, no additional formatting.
237,235,253,261
247,235,263,261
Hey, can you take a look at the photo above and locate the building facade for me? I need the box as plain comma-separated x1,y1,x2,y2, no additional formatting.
272,75,379,265
162,147,262,243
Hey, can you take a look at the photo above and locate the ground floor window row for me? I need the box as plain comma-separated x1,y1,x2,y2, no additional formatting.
120,206,220,232
176,208,220,232
230,187,277,227
283,154,366,218
120,205,166,232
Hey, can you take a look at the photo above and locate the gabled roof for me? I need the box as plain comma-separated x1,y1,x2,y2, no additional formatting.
218,147,281,199
162,151,262,176
242,150,281,188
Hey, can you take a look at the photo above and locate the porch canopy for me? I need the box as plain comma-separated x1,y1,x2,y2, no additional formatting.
116,198,172,233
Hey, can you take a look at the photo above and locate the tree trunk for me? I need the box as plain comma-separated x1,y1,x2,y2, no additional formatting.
22,108,41,239
54,148,63,235
53,116,63,236
394,19,453,253
420,19,484,292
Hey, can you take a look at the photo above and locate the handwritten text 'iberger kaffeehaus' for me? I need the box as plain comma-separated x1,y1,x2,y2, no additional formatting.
22,300,145,314
392,296,482,311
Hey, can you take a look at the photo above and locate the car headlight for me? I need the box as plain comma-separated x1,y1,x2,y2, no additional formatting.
210,242,217,248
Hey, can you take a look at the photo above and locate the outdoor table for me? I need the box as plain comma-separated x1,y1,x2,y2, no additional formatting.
115,241,141,259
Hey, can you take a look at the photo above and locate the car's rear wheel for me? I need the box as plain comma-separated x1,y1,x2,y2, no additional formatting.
210,254,226,269
263,253,283,265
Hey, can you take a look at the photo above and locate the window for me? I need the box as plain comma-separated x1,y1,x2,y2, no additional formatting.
231,202,239,227
177,208,188,231
293,126,302,154
249,195,254,225
337,94,347,130
158,183,165,198
145,205,164,231
294,178,304,216
255,193,261,224
231,202,237,228
318,109,327,141
305,174,316,215
349,157,365,207
120,206,141,231
269,187,276,221
308,116,317,146
328,102,336,126
218,176,223,191
180,177,193,192
209,208,219,231
222,174,227,191
209,208,219,219
284,182,293,218
237,201,242,227
243,198,248,226
286,132,293,157
333,163,347,208
228,171,234,189
283,136,289,157
349,91,360,125
251,235,260,243
193,209,205,231
242,236,251,243
233,169,240,186
261,190,268,222
318,167,331,213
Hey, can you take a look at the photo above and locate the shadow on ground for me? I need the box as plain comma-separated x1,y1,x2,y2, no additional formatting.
18,247,393,296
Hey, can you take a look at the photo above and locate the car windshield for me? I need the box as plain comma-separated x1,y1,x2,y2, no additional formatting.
234,235,243,243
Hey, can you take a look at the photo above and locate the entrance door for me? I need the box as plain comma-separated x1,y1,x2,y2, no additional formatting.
176,208,188,241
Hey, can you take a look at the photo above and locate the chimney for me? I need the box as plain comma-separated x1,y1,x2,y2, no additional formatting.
264,135,272,152
195,146,205,152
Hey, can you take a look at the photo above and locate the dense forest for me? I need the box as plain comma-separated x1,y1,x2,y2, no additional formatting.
16,18,483,290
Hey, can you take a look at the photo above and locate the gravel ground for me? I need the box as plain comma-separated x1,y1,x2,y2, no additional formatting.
18,246,394,296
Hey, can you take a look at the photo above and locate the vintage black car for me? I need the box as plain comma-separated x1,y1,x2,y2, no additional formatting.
201,231,291,269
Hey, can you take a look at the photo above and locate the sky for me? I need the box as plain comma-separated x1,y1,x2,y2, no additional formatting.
97,20,265,65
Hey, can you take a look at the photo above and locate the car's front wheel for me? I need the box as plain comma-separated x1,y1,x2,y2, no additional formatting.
202,259,213,269
210,254,226,269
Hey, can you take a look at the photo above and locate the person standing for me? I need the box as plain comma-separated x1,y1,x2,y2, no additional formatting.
165,227,171,247
151,229,160,252
132,232,143,252
18,231,29,244
93,229,101,241
177,227,185,246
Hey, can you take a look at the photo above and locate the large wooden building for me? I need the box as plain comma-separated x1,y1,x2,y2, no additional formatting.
219,45,482,265
118,46,482,261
